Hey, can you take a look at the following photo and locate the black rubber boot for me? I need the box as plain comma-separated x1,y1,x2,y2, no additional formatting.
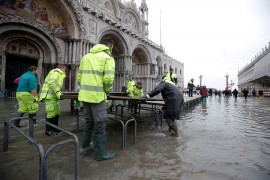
29,113,37,124
14,112,24,127
80,128,93,157
45,117,56,136
93,133,116,161
167,119,179,137
52,115,60,133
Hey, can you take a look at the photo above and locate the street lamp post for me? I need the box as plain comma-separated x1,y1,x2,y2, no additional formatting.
199,75,203,87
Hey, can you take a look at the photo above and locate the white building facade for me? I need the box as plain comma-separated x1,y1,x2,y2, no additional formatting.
238,42,270,96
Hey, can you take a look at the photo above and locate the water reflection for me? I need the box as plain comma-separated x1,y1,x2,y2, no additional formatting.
179,96,270,180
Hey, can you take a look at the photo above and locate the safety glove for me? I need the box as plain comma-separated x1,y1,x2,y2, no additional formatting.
56,91,63,100
141,94,150,101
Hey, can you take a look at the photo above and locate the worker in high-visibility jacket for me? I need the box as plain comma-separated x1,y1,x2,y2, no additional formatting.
165,67,177,84
131,82,143,114
125,75,135,110
188,78,195,97
77,39,116,161
14,65,39,127
132,82,143,98
39,65,66,136
126,75,135,97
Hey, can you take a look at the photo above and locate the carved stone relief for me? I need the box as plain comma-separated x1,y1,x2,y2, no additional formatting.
0,32,50,63
123,12,138,29
6,40,39,58
89,19,97,34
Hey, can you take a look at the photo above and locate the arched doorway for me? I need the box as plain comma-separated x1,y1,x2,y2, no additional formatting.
0,24,59,96
132,47,153,92
4,40,39,97
100,34,126,92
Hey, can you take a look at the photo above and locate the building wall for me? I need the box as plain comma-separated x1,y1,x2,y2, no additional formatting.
238,42,270,96
0,0,184,96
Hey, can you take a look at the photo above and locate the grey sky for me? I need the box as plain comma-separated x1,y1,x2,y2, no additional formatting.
135,0,270,90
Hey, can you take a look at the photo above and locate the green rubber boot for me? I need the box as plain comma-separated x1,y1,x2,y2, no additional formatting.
80,128,93,157
93,134,116,161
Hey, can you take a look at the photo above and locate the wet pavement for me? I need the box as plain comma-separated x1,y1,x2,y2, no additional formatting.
0,95,270,180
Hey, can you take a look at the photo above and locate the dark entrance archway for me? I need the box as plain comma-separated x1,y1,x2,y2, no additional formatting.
5,54,38,96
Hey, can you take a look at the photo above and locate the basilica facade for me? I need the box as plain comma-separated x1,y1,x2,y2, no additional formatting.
0,0,184,96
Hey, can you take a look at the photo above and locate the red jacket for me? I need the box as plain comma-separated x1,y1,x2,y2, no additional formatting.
200,87,208,97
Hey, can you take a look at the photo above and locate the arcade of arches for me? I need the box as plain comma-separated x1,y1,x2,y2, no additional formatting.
0,0,184,97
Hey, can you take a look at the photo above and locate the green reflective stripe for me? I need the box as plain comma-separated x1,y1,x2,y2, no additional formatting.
104,83,112,88
41,90,48,94
104,70,115,74
47,78,57,81
51,84,61,90
80,70,103,76
80,85,104,92
41,90,55,95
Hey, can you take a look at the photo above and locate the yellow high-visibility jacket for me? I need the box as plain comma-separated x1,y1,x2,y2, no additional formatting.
132,86,143,98
126,79,135,97
163,76,175,85
77,44,115,103
165,72,177,84
39,68,66,100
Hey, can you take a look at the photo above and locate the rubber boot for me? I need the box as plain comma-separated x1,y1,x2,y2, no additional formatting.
167,119,179,137
80,128,93,157
93,133,116,161
45,117,57,136
52,115,60,133
14,112,24,127
29,113,37,124
170,122,179,137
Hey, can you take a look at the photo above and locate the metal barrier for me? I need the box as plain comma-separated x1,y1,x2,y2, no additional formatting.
108,104,137,149
74,104,136,149
107,116,136,149
3,117,80,180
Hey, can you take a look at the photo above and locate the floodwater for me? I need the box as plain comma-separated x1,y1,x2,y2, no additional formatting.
0,96,269,180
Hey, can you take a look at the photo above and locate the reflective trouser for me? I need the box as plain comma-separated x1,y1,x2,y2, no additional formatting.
82,100,107,135
16,92,38,114
43,99,60,118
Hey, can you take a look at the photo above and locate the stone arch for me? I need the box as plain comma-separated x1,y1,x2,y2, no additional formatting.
58,0,87,38
0,24,58,91
122,8,142,32
133,44,151,62
132,44,151,78
98,29,129,92
98,28,129,56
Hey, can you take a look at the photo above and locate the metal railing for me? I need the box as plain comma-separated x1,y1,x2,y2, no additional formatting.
3,117,80,180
